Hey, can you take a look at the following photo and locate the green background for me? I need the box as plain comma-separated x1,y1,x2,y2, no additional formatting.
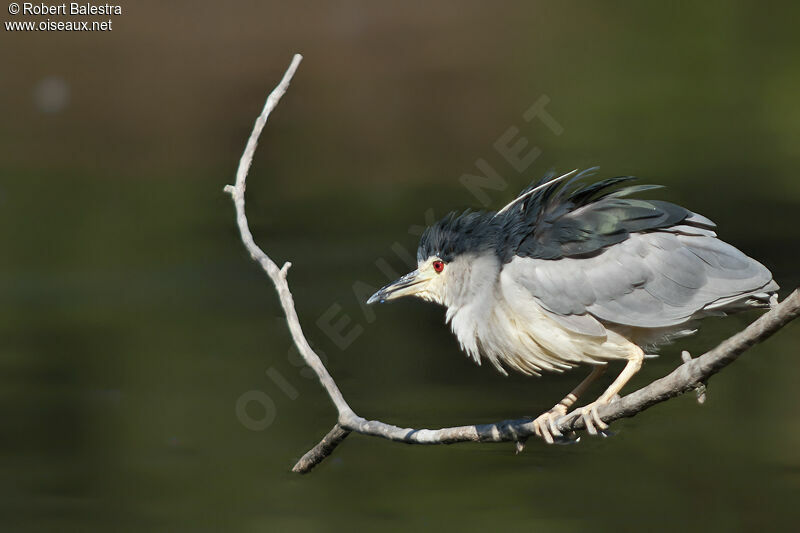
2,1,799,531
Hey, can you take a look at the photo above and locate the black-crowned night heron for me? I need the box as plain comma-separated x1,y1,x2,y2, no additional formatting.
368,169,778,443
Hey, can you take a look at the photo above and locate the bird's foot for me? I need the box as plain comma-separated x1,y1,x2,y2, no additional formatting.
533,404,571,444
577,401,610,437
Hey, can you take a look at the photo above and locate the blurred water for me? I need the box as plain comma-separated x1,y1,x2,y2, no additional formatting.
2,1,800,531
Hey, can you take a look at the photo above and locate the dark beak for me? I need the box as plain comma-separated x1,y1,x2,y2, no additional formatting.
367,269,424,304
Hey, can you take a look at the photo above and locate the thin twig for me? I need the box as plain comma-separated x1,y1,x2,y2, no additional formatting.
292,424,350,474
225,55,800,475
225,54,354,424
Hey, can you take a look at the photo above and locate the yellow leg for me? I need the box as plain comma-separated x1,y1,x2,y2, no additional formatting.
579,347,644,435
533,365,606,444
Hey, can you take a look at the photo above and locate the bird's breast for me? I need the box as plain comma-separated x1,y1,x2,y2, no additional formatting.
445,272,641,376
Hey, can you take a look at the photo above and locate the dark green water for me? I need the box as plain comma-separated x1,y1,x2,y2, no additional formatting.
2,2,799,531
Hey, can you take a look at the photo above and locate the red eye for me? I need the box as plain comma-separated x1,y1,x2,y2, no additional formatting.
432,260,445,273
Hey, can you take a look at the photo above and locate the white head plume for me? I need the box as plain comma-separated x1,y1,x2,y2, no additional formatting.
493,169,578,218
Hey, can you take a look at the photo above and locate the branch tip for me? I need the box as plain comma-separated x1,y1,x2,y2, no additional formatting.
514,440,526,454
695,382,707,404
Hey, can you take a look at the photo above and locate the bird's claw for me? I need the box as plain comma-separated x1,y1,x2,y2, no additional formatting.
578,402,609,436
533,405,567,444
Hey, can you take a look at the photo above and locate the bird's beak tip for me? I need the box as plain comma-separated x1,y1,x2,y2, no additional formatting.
367,269,423,305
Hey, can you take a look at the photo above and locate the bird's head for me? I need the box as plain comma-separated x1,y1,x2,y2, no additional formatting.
367,211,500,308
367,255,453,306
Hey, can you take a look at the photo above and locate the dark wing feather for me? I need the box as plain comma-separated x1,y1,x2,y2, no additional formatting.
496,171,703,261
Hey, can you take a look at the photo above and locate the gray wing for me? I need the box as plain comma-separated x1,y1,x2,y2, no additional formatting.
504,226,778,336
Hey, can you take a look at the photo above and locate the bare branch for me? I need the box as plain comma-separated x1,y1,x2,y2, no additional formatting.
226,56,799,475
292,424,350,474
224,54,355,421
291,290,798,470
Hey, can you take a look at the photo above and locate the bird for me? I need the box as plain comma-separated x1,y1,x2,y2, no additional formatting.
367,168,779,443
